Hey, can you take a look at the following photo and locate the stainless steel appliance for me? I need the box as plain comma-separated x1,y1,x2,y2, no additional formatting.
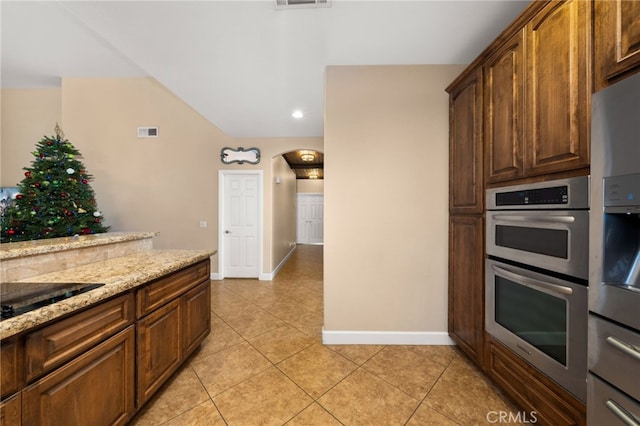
486,176,590,402
589,72,640,425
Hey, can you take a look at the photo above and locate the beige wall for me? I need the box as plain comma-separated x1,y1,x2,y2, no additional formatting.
1,89,62,185
324,65,465,341
271,155,297,269
297,179,324,193
1,80,323,277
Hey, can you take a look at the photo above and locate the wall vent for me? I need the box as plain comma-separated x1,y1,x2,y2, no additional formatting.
275,0,330,10
137,127,158,138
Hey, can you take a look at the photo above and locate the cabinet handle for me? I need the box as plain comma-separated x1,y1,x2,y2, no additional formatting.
605,399,640,426
606,336,640,362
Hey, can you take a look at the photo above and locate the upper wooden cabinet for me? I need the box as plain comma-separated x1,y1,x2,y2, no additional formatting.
485,0,591,183
594,0,640,91
524,0,591,177
484,30,525,183
448,67,484,214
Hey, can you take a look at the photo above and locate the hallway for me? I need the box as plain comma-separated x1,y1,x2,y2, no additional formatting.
130,245,517,425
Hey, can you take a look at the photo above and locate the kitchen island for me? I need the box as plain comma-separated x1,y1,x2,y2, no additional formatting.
0,232,215,425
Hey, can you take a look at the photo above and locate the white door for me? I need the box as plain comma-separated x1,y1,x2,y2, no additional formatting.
297,194,324,244
221,172,261,278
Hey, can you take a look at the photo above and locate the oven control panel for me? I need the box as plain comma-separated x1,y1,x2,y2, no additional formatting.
486,176,590,210
496,185,568,206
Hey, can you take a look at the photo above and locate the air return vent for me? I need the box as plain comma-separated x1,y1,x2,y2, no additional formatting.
275,0,330,10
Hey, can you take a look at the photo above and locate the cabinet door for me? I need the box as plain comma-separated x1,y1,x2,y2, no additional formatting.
22,327,135,426
183,280,211,358
0,393,21,426
449,68,484,214
525,0,591,176
484,30,525,183
594,0,640,90
1,339,23,399
136,298,182,406
448,215,484,366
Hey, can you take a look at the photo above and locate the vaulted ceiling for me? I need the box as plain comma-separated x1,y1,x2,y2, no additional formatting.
1,1,529,139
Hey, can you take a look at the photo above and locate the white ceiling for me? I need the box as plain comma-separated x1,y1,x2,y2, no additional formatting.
1,1,529,138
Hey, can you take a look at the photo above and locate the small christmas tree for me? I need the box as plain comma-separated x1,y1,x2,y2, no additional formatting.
1,126,109,242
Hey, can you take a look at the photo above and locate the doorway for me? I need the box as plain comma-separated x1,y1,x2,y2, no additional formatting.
297,193,324,244
218,170,263,278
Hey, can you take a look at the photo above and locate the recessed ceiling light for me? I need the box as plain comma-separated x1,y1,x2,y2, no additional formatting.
292,110,304,119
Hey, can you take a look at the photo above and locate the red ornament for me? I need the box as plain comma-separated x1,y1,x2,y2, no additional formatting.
82,179,88,184
16,194,23,199
47,141,53,146
34,182,40,187
60,192,67,198
7,229,15,235
81,228,91,235
25,171,31,177
94,218,101,223
66,211,73,216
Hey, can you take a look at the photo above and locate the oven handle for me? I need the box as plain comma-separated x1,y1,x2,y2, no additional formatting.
491,214,576,224
491,265,573,296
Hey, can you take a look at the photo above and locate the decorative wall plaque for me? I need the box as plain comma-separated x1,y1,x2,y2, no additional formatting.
220,147,261,165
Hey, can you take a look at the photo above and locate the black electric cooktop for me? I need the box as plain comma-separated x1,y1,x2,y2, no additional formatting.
0,282,105,321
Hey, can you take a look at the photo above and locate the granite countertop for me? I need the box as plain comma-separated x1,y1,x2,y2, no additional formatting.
0,249,214,340
0,232,158,260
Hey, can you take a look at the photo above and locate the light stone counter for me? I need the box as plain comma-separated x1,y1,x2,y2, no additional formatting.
0,249,214,340
0,232,157,260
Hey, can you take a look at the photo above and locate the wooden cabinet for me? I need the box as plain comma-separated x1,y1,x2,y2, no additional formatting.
484,31,525,183
136,261,211,407
183,281,212,357
1,339,23,399
447,66,485,366
0,393,21,426
484,334,586,426
448,215,485,366
22,327,135,426
137,298,183,406
524,0,591,177
448,67,484,215
25,294,134,382
594,0,640,91
484,0,590,184
0,259,211,425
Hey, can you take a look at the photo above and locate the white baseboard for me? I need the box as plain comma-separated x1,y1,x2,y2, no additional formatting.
259,244,297,281
322,329,456,345
211,245,297,281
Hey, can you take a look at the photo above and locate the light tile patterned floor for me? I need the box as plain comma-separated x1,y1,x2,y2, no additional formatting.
130,245,517,425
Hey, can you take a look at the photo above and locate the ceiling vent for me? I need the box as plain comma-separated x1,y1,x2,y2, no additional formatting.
275,0,330,10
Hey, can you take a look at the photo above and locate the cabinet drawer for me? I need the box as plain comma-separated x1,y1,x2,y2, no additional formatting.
588,373,640,426
588,315,640,401
1,338,23,399
485,336,585,426
136,260,209,318
25,293,134,382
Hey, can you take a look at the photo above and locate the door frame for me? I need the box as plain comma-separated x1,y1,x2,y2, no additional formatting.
218,170,264,280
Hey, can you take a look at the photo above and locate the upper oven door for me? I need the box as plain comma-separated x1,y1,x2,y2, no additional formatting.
487,210,589,279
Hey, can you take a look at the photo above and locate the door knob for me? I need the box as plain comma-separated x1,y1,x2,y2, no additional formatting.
225,230,231,234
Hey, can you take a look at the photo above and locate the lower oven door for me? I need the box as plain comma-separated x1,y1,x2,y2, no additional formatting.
486,258,588,402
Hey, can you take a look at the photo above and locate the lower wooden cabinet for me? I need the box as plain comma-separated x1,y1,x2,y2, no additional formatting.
136,279,211,407
0,259,211,425
448,215,484,366
22,327,135,426
0,393,21,426
484,334,586,426
137,298,183,406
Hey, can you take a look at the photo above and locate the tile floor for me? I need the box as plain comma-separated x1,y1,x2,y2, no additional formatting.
130,245,518,425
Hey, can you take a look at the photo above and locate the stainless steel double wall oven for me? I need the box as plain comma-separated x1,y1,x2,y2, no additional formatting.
485,176,590,403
